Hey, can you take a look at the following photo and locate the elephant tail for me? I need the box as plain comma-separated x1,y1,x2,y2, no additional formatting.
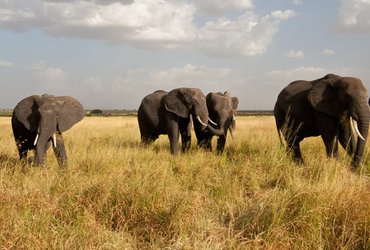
274,103,285,148
277,128,285,148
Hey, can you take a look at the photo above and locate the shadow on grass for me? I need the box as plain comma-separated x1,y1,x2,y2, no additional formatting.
0,152,54,173
0,153,19,167
118,140,142,149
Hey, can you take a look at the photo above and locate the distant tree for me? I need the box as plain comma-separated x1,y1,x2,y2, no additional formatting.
90,109,103,116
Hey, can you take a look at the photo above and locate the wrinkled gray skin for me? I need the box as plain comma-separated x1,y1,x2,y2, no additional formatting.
274,73,370,169
138,88,224,154
196,91,239,153
12,94,85,167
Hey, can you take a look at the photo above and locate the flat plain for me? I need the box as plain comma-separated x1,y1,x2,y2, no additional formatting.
0,116,369,249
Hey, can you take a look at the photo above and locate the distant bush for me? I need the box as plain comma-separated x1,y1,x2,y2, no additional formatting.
89,109,103,116
0,109,13,117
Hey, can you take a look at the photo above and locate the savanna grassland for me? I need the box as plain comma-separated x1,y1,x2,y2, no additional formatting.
0,116,369,249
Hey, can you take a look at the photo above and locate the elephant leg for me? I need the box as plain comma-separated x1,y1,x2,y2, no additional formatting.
283,119,305,163
19,149,28,161
16,140,28,162
179,119,191,153
204,137,212,151
141,134,158,145
318,116,339,158
291,143,303,164
321,134,339,158
338,121,355,156
197,134,212,151
14,133,32,162
167,119,180,155
52,132,68,167
286,135,303,164
216,135,226,154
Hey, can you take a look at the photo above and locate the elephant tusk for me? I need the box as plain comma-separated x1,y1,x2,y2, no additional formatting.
229,127,234,139
208,118,218,126
196,116,208,127
351,117,366,141
34,134,39,146
52,133,57,148
232,115,236,121
350,116,355,137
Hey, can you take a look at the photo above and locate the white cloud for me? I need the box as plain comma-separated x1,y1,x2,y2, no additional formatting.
336,0,370,32
291,0,303,5
28,60,67,84
323,49,336,56
83,76,104,93
0,59,13,67
0,1,295,56
265,66,327,83
150,64,233,87
98,64,233,90
271,10,296,20
198,10,296,56
284,50,304,59
79,64,238,108
194,0,253,16
265,66,367,85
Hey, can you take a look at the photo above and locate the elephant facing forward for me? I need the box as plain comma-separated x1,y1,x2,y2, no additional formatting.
196,91,239,153
274,74,370,169
12,94,85,166
138,88,224,154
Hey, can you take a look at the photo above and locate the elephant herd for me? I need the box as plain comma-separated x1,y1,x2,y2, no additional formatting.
8,73,370,170
137,88,238,154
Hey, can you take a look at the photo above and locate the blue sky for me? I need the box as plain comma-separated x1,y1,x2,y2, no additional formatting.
1,0,370,110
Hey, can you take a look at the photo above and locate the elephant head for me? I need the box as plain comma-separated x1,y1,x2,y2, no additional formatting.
195,91,238,153
163,88,224,136
207,91,239,136
12,94,85,166
307,76,370,168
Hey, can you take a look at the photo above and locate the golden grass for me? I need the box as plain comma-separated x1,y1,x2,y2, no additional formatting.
0,116,369,249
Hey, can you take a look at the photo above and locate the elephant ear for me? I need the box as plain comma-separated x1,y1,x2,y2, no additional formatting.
57,96,85,132
13,95,40,131
207,92,219,107
307,79,342,117
164,89,189,118
231,97,239,110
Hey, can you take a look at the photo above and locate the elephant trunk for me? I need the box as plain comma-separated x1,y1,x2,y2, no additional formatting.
207,123,224,136
35,130,52,165
194,108,225,137
351,104,370,168
35,115,56,165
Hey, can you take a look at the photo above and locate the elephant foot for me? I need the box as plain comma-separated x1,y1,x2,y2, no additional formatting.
27,156,34,164
292,156,304,165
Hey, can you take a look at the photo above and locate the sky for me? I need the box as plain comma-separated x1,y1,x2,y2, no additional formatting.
1,0,370,110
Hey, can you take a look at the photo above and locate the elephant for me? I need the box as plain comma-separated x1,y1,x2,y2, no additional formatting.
137,88,224,154
274,73,370,169
12,94,85,166
195,91,239,153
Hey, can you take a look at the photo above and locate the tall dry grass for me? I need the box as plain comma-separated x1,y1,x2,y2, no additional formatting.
0,116,369,249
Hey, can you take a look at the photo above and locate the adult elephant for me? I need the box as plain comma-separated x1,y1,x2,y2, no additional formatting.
274,73,370,169
196,91,239,153
138,88,224,154
12,94,85,166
